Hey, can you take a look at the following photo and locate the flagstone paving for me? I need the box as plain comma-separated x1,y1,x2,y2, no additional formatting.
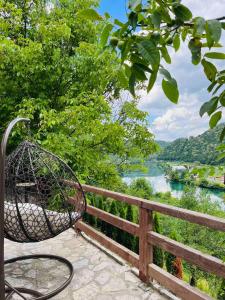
5,229,169,300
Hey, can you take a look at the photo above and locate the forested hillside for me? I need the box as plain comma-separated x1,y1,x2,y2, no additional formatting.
156,140,171,149
158,125,225,165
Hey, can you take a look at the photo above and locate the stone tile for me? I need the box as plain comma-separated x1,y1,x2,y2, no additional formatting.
103,277,127,292
115,295,142,300
4,229,167,300
95,270,111,285
124,271,140,283
73,282,100,299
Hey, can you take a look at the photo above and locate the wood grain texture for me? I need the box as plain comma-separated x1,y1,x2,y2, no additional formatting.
139,208,153,282
86,205,139,236
148,264,212,300
148,231,225,278
76,220,139,269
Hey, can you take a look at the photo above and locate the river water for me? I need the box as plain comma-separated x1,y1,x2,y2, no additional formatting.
123,161,225,206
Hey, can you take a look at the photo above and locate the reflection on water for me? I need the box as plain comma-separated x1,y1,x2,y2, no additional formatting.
123,161,225,207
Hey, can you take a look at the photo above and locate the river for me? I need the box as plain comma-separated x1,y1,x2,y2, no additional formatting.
123,161,225,207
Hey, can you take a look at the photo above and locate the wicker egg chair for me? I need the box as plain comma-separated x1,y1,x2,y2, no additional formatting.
0,117,86,300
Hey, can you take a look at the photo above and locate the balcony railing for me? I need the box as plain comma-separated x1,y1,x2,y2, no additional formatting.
66,181,225,300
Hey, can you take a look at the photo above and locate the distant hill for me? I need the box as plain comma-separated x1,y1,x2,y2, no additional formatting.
158,124,225,165
156,140,171,149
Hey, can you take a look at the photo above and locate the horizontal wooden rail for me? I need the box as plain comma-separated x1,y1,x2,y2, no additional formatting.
66,181,225,232
76,220,139,269
148,264,212,300
86,205,139,236
148,232,225,278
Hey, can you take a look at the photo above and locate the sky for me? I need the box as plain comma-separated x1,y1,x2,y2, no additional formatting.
99,0,225,141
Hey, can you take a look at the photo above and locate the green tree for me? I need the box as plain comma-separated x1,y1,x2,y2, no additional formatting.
165,231,183,279
153,213,164,268
0,0,157,190
88,196,97,227
218,278,225,300
106,201,118,240
129,178,153,199
97,196,103,228
180,186,198,210
124,204,136,251
117,203,126,245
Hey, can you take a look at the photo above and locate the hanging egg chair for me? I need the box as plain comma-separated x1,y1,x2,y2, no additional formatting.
0,117,86,300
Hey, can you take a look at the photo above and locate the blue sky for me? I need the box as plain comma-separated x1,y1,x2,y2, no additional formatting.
99,0,126,21
99,0,225,141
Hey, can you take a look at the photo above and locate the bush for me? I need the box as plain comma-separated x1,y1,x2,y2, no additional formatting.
129,178,153,199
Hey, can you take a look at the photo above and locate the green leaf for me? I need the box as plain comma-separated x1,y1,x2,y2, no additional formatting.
219,91,225,105
213,83,223,95
128,0,141,10
188,38,201,65
220,127,225,142
114,19,124,27
205,52,225,59
147,69,158,93
217,151,225,160
151,11,161,28
206,20,222,48
129,73,136,96
100,24,113,47
132,63,147,80
104,12,110,19
181,28,188,42
209,111,222,128
160,47,171,64
121,39,132,63
194,17,205,37
173,4,192,22
201,59,217,82
173,34,180,52
128,12,138,29
118,68,128,88
159,7,172,23
162,78,179,104
137,40,160,69
77,9,102,21
159,67,171,80
199,97,218,117
207,81,217,93
134,63,152,73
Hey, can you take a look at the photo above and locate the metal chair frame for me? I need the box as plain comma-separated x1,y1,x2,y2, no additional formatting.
0,117,86,299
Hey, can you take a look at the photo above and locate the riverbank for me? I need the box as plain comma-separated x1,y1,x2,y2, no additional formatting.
123,161,225,205
159,161,225,192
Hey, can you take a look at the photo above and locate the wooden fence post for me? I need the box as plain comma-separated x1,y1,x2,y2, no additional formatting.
139,207,153,283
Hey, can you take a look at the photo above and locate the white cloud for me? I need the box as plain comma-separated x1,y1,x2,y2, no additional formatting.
183,0,225,19
150,92,209,141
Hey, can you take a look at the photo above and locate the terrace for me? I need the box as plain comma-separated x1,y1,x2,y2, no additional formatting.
5,229,167,300
4,182,225,300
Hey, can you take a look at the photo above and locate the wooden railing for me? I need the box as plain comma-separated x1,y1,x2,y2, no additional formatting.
67,182,225,300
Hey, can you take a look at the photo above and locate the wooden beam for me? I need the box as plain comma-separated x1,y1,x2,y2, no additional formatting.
139,207,153,282
65,181,225,232
148,232,225,278
141,201,225,233
86,205,139,236
148,264,212,300
76,221,139,269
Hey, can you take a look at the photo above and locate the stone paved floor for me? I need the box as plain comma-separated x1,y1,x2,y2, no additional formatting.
4,229,168,300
